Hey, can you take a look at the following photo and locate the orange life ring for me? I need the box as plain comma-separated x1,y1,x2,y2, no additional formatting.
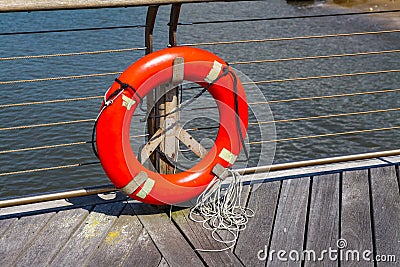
95,47,248,205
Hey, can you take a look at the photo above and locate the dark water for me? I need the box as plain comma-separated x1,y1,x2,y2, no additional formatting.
0,0,399,199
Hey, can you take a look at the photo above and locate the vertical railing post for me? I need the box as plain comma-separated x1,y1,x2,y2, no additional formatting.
168,4,181,47
145,5,159,171
145,5,158,55
145,4,182,174
158,3,182,174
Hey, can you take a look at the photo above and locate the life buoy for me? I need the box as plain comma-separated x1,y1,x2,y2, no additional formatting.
95,47,248,205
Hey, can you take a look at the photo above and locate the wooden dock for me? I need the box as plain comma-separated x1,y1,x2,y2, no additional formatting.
1,156,399,266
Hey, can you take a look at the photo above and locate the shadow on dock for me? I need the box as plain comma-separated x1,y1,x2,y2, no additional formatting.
1,158,399,266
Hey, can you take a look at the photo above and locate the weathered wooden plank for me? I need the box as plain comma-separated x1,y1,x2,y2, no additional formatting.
370,166,400,266
122,227,162,267
14,207,90,267
132,203,204,266
0,199,70,218
341,169,373,266
172,208,244,266
158,257,170,267
235,181,281,267
50,201,126,266
304,174,339,266
0,0,232,12
0,217,16,236
0,192,126,218
0,212,54,267
267,177,310,267
87,204,143,266
380,155,400,164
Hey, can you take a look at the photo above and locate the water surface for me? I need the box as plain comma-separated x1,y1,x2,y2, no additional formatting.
0,0,399,198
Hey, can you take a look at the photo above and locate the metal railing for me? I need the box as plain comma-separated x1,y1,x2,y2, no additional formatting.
0,0,235,12
0,0,399,202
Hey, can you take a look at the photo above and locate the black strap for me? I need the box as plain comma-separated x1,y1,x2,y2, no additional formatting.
114,78,145,111
230,69,249,162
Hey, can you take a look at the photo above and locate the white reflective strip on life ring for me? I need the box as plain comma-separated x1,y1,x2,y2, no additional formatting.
212,163,229,180
136,178,155,199
219,148,237,165
119,171,148,196
204,60,223,83
122,94,136,110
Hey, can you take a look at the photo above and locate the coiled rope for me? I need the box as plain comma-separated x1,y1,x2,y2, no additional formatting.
189,170,254,252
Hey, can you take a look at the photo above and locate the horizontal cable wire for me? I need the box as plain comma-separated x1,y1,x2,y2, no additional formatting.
0,111,146,131
185,87,400,112
183,9,400,25
0,96,103,109
248,125,400,145
3,86,390,132
0,47,146,61
0,162,99,177
3,10,396,36
0,25,146,36
2,86,394,133
249,107,400,125
2,107,399,154
230,49,400,65
262,88,400,104
0,141,91,154
8,46,395,64
243,70,400,85
0,119,95,131
1,125,399,177
1,83,399,111
2,69,398,86
183,29,400,47
168,107,400,129
0,127,213,154
0,86,396,112
165,108,400,132
2,105,399,133
0,72,122,85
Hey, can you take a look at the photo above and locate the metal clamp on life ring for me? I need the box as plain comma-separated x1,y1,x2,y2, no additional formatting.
95,47,248,205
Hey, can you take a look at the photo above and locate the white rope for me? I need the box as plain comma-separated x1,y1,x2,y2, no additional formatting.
189,169,254,252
